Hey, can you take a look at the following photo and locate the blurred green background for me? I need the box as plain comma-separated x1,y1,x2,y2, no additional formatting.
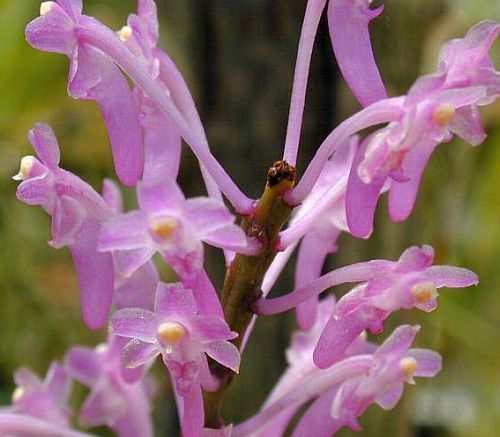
0,0,499,436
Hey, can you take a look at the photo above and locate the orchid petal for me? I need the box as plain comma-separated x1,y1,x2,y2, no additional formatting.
28,123,61,170
154,282,197,317
191,316,237,341
70,220,114,329
45,362,71,403
122,339,159,368
203,341,241,373
449,105,487,146
102,179,123,214
327,0,387,106
111,308,158,342
69,44,143,186
65,347,102,387
395,245,434,272
25,3,76,56
114,247,156,278
423,266,479,288
407,349,442,377
375,382,404,410
98,210,150,251
137,178,185,213
51,196,85,248
374,325,420,359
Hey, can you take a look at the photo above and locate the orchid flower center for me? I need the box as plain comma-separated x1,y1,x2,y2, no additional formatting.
399,356,418,380
119,26,133,42
411,281,438,303
157,322,187,353
433,103,455,126
12,156,37,181
40,1,54,16
149,216,178,240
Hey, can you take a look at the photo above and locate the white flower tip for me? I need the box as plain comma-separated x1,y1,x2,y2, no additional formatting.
157,321,187,346
12,155,36,181
411,281,438,304
149,217,178,239
40,1,54,16
95,343,108,354
399,356,418,381
12,386,25,403
433,103,455,126
119,26,133,42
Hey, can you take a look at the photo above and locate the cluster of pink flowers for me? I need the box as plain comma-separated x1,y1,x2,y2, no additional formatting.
4,0,498,435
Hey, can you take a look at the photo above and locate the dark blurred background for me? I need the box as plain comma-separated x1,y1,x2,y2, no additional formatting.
0,0,499,436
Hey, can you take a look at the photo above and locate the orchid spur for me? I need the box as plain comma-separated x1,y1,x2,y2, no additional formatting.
4,0,498,435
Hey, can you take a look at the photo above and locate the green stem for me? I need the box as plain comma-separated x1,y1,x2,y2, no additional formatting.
204,161,296,428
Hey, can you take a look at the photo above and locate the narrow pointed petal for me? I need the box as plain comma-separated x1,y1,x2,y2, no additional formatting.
98,210,150,251
70,220,114,329
292,388,339,437
327,0,387,106
69,44,143,185
407,349,442,377
28,123,61,170
25,3,76,56
191,316,237,341
13,367,40,387
58,0,83,19
374,325,420,359
45,362,71,402
137,178,185,213
111,309,158,342
201,225,247,252
388,139,437,222
137,0,160,46
424,266,479,288
179,270,224,317
203,341,241,373
102,179,123,213
65,347,102,387
375,383,404,410
154,282,197,317
395,245,434,272
186,198,234,233
179,383,204,437
114,247,156,278
122,339,159,368
449,105,487,146
313,311,367,368
346,141,388,238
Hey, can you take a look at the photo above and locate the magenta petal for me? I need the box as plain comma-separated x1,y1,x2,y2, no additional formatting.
102,179,123,213
179,383,204,437
395,245,434,272
69,44,143,186
51,196,85,248
154,282,197,317
388,139,437,222
313,311,367,368
115,261,158,310
58,0,83,19
25,3,75,56
203,341,241,373
449,105,487,146
374,325,420,358
28,123,61,170
191,316,236,341
138,0,159,43
98,211,150,251
407,348,442,377
346,141,388,238
122,339,159,368
423,266,479,288
16,172,53,206
201,225,247,252
65,347,102,387
113,247,156,277
137,178,185,213
14,368,40,387
70,220,114,329
186,197,235,229
292,388,339,437
179,270,224,317
375,382,404,410
45,362,71,403
327,0,387,106
80,383,126,427
111,309,158,342
142,105,182,182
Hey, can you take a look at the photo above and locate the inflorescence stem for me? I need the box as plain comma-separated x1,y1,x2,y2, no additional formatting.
204,160,296,428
